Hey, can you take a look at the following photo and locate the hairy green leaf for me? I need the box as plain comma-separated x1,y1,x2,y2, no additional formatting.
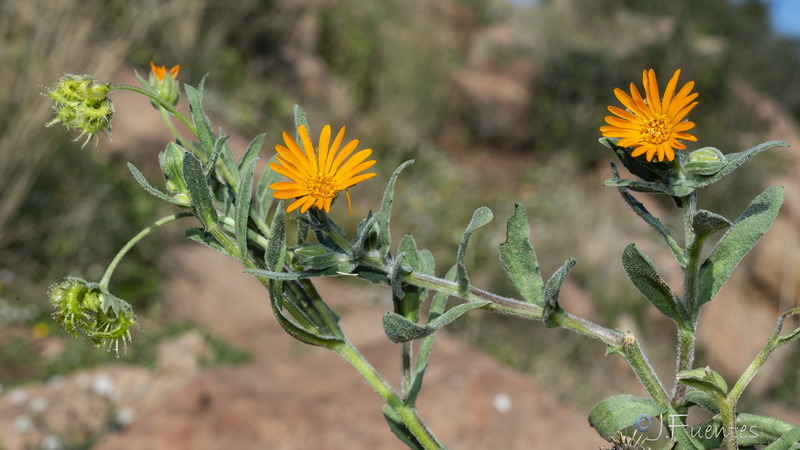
184,78,215,156
456,207,493,296
499,204,543,304
182,152,217,231
697,186,784,308
377,160,415,259
543,258,575,328
622,243,688,325
382,300,489,343
677,367,728,397
692,209,732,242
127,162,179,204
235,157,258,260
685,141,789,189
588,394,667,440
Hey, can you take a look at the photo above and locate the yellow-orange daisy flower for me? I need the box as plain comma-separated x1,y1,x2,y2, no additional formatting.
601,69,698,162
270,124,376,214
149,61,180,81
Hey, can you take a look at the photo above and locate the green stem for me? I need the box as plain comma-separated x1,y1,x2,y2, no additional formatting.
719,399,738,450
110,84,198,139
99,212,193,290
159,106,189,147
675,192,700,403
336,343,443,449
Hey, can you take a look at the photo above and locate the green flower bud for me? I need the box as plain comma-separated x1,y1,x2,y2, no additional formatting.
158,142,191,206
685,147,726,176
44,74,114,147
49,277,136,355
148,61,181,108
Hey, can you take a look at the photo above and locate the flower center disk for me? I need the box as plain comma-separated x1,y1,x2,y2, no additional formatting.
641,115,671,145
307,172,337,200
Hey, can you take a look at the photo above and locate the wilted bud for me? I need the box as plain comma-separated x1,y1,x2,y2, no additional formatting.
45,74,114,147
148,61,181,108
159,142,191,206
685,147,726,176
49,277,136,355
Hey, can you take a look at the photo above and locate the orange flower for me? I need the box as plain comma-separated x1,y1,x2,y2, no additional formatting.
270,124,376,214
149,61,180,81
601,69,698,162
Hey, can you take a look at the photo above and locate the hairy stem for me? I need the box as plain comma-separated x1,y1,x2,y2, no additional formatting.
99,211,192,290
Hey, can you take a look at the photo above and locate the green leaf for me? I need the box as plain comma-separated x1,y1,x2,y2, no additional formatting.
185,228,230,256
205,134,229,178
127,162,180,204
692,209,732,242
765,422,800,450
265,201,286,272
183,152,218,231
543,258,575,328
238,133,265,173
382,300,489,343
677,389,721,414
456,207,493,296
406,266,456,405
376,160,415,259
291,242,340,269
622,243,688,325
184,78,215,156
601,137,676,184
603,176,694,197
685,141,789,189
134,70,162,99
216,127,240,188
677,367,728,397
612,163,685,266
697,186,784,308
499,204,544,304
588,394,667,440
293,104,309,143
382,406,425,450
235,157,258,260
254,155,281,225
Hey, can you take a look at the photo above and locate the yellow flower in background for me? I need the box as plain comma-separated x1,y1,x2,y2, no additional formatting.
601,69,698,162
148,61,181,107
270,124,376,214
149,61,180,82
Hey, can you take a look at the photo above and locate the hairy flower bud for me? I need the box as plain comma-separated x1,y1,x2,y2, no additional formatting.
148,61,181,108
49,277,136,355
685,147,726,176
45,74,114,147
159,142,192,206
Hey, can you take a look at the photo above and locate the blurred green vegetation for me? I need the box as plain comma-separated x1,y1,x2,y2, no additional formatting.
2,0,798,422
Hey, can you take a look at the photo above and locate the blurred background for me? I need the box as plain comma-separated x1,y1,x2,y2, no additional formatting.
1,0,799,448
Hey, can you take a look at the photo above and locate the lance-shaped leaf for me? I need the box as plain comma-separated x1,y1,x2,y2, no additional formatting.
185,228,231,257
235,157,258,260
697,186,784,308
622,243,689,325
183,152,218,231
588,394,667,440
406,266,456,405
238,133,265,173
456,207,493,296
293,104,309,144
499,204,544,304
253,154,281,228
612,164,685,266
216,127,240,188
184,78,215,157
603,176,695,197
376,160,415,260
382,406,426,450
687,414,800,449
684,141,789,189
543,258,575,328
127,162,180,204
382,300,489,343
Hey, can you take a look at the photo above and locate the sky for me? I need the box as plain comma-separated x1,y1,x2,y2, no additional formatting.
762,0,800,37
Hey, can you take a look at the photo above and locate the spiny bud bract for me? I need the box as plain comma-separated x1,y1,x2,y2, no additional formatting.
45,74,114,147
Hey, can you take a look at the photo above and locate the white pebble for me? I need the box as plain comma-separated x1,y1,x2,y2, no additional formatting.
493,392,512,414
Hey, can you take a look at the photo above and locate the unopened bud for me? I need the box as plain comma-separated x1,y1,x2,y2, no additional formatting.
148,61,181,108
